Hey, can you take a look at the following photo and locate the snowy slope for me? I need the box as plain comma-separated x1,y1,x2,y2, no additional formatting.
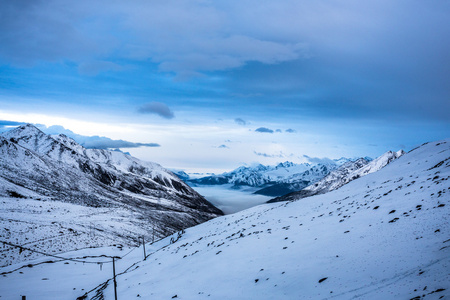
1,139,448,299
269,150,404,203
0,125,222,266
3,125,201,197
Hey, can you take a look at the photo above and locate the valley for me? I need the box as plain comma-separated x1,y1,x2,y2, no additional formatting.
1,137,448,299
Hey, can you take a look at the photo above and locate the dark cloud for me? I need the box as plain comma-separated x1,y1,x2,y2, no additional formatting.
112,148,131,155
0,120,28,126
0,0,100,66
234,118,247,126
0,0,448,131
43,125,160,149
302,155,334,165
0,1,307,74
0,120,27,132
80,138,160,149
218,145,229,149
0,120,44,132
285,128,296,133
255,127,274,133
275,129,282,133
1,123,160,149
254,151,284,158
138,102,175,119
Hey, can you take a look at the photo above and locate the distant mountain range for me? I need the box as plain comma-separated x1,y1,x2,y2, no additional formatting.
187,157,373,197
268,149,405,203
0,124,222,266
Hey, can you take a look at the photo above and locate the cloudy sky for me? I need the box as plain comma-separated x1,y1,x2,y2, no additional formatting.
0,0,449,173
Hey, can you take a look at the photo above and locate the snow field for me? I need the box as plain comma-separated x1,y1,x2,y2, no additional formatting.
93,140,449,299
0,197,159,266
0,140,448,299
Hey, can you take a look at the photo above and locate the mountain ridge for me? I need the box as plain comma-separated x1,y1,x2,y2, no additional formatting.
188,158,362,196
0,124,222,266
268,149,405,203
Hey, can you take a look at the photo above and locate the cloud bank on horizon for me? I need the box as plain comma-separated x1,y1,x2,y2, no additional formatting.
0,123,160,149
0,0,449,172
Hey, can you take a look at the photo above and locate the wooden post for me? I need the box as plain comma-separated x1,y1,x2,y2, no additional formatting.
152,225,155,244
142,237,146,260
22,296,26,300
112,257,118,300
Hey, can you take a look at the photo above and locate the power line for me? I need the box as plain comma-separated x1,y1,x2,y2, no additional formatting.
0,240,115,264
3,227,182,300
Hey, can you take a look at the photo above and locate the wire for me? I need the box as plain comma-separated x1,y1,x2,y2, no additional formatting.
0,240,118,264
119,246,137,259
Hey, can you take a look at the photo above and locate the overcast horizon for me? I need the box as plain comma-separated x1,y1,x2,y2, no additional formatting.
1,1,449,173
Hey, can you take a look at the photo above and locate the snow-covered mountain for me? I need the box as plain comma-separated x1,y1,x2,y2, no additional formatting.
1,139,447,300
269,150,404,203
0,124,222,266
189,159,357,196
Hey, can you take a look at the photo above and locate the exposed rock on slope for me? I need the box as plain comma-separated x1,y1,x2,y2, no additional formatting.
268,150,404,203
190,159,357,197
0,124,222,266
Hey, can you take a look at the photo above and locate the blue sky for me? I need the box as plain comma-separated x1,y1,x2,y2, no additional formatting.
0,0,449,173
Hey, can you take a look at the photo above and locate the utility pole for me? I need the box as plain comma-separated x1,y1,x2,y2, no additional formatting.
142,236,146,260
112,257,118,300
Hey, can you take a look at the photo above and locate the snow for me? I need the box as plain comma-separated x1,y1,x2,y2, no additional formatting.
0,125,222,267
3,125,184,191
0,196,156,266
191,159,347,187
189,158,360,199
301,150,404,196
1,139,448,299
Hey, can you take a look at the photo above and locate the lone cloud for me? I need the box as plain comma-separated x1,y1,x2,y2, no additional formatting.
234,118,247,126
255,127,274,133
138,102,175,119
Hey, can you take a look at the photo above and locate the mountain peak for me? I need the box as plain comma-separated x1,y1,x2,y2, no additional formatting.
52,133,86,154
1,123,50,148
2,123,44,138
276,161,295,168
